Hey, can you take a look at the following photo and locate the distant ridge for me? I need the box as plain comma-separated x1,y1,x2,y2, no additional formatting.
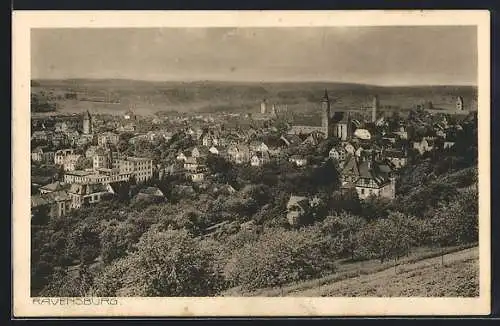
31,78,477,90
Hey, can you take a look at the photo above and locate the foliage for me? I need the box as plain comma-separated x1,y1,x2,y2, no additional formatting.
357,212,425,263
224,228,337,291
93,229,223,296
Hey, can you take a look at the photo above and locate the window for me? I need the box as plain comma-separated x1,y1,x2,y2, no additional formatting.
361,188,365,195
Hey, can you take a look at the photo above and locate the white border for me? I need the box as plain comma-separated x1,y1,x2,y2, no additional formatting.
12,10,491,317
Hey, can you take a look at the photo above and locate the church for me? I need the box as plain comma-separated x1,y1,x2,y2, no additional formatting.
288,89,359,141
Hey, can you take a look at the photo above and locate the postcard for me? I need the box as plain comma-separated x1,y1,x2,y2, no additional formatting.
12,10,490,317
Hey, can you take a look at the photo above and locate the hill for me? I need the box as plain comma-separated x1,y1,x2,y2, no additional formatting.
224,246,478,297
31,79,478,116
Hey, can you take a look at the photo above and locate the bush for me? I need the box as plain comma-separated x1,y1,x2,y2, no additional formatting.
224,228,337,291
93,229,223,296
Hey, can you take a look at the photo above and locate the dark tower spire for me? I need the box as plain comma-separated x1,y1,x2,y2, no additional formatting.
321,89,329,102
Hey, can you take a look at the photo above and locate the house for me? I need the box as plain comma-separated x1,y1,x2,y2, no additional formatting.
39,181,70,195
226,144,251,164
64,130,80,146
208,146,219,155
31,190,72,219
163,162,185,176
68,183,114,209
188,169,206,182
191,146,210,159
384,149,408,169
63,154,82,172
54,149,74,165
85,146,100,158
118,157,154,182
134,186,165,202
32,131,51,142
51,132,68,147
202,132,221,147
176,151,190,162
286,195,309,226
64,170,94,184
329,146,348,162
54,122,69,132
412,138,434,155
249,141,270,153
341,156,396,200
393,126,408,140
128,134,149,145
250,151,271,167
184,157,200,172
93,148,110,170
98,132,120,146
31,147,44,162
42,151,55,165
76,134,94,147
289,155,308,167
302,133,323,146
344,142,356,155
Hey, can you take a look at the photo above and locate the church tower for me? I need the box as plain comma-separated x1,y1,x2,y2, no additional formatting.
456,96,464,111
83,110,92,135
260,99,267,114
321,89,331,138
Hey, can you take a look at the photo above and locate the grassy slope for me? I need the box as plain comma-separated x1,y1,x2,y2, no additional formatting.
223,244,478,297
289,246,478,297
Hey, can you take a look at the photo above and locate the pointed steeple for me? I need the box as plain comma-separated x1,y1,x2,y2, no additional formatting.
321,89,329,102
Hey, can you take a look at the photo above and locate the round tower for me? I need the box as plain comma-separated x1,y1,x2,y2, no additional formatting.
321,89,331,138
260,99,267,114
83,110,92,135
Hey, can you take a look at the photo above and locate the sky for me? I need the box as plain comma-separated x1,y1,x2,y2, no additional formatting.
31,26,477,86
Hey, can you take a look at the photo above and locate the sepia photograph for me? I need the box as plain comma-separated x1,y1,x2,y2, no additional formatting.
12,10,490,317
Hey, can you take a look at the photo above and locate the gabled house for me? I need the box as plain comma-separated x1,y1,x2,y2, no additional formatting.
191,146,210,159
341,155,396,200
176,151,190,162
68,183,114,209
31,147,44,162
39,181,70,195
249,141,270,153
184,157,200,172
329,146,348,163
226,144,251,164
54,148,74,166
31,190,72,219
384,149,408,169
250,151,271,167
302,133,323,146
134,186,165,203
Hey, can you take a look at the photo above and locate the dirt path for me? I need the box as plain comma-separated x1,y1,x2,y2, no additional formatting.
288,246,478,297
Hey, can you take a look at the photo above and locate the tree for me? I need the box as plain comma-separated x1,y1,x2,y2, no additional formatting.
66,222,101,264
358,212,422,264
320,213,367,260
224,227,337,291
74,156,93,170
100,219,138,264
